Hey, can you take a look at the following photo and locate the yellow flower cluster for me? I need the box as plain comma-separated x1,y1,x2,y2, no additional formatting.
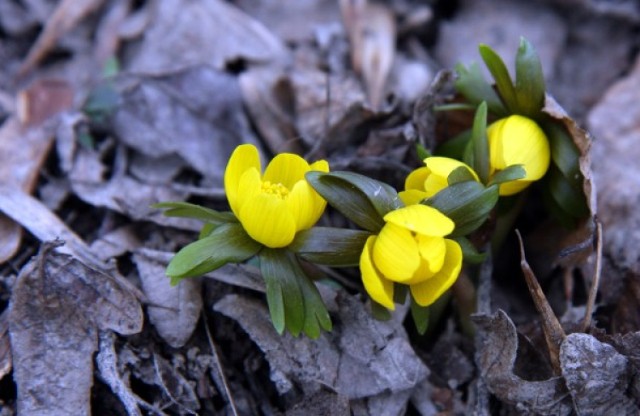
221,113,550,313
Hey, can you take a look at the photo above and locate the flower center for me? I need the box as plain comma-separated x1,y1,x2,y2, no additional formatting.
261,181,289,199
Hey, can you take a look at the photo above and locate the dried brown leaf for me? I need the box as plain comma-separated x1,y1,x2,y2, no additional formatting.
9,242,142,415
239,67,302,154
153,353,200,413
0,117,56,262
129,0,288,75
111,67,260,183
588,55,640,280
18,0,106,76
435,0,565,80
214,292,428,415
16,79,74,127
0,310,10,381
472,310,573,415
560,333,638,414
134,249,202,349
353,4,396,110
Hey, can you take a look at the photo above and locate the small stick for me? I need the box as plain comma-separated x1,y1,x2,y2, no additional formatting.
516,230,566,374
582,218,603,332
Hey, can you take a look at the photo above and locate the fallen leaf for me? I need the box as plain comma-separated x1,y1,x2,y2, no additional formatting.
235,0,342,43
16,79,74,127
128,0,288,75
560,333,638,414
472,310,573,415
96,331,148,416
239,67,302,154
214,292,428,415
110,67,260,183
153,353,200,413
0,117,56,262
9,242,143,415
345,3,396,110
434,0,566,81
134,249,202,348
0,310,10,381
588,55,640,284
68,144,192,228
18,0,106,76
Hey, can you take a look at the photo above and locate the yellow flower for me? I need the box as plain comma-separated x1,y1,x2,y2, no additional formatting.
399,157,479,206
487,115,550,196
359,204,463,310
224,144,329,248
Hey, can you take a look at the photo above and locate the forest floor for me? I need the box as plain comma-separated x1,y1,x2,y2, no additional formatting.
1,0,640,415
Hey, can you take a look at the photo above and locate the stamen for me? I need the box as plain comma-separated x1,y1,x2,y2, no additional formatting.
261,181,290,199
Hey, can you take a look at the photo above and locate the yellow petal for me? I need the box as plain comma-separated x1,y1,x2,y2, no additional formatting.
488,115,550,196
417,235,446,275
487,117,508,172
263,153,311,189
410,239,462,306
236,168,262,213
286,180,326,231
224,144,261,217
400,235,446,285
399,189,428,206
404,167,430,191
424,157,479,181
360,236,395,310
499,116,550,179
372,223,420,282
498,179,533,196
423,174,450,198
384,205,454,237
239,193,296,248
309,159,330,173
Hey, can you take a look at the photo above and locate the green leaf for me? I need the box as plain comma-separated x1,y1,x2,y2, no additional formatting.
166,223,261,283
394,284,408,305
289,227,371,267
296,262,333,338
454,62,507,116
453,236,487,264
259,249,331,338
488,165,526,186
515,37,545,118
543,121,582,188
83,83,120,123
152,202,237,225
436,130,471,161
469,102,490,183
306,171,402,233
199,222,216,239
416,143,432,160
546,166,589,223
260,248,305,336
479,44,518,113
447,166,477,185
370,301,392,321
410,299,430,335
425,181,499,237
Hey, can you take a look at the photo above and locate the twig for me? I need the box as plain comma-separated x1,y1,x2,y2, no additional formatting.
471,245,492,415
202,311,239,416
516,230,566,374
582,218,603,332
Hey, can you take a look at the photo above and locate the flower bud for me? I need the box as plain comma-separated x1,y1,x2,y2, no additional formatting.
487,115,550,196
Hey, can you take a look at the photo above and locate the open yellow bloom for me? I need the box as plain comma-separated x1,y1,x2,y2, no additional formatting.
224,144,329,248
487,115,550,196
399,157,479,206
359,204,463,310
